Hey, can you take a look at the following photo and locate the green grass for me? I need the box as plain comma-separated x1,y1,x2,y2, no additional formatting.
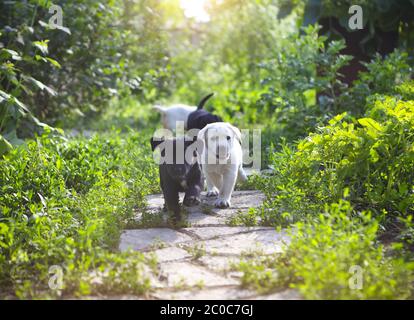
236,83,414,299
238,200,414,299
0,126,160,298
227,208,260,227
184,243,206,261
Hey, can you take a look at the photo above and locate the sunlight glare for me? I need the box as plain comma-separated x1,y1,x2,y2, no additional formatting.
180,0,210,22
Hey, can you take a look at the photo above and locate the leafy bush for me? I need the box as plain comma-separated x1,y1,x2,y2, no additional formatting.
252,82,414,232
0,130,159,298
171,0,290,101
260,25,352,113
347,51,413,114
0,21,58,155
1,0,170,151
239,200,414,299
258,31,413,145
238,56,414,300
302,0,414,33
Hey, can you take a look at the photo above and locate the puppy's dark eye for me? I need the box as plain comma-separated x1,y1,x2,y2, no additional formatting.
226,136,231,141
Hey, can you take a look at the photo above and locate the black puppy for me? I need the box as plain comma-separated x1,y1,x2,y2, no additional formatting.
187,93,223,130
150,137,203,224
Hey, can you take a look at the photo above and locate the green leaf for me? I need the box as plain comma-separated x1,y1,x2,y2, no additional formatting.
0,89,11,103
39,20,71,35
46,57,61,68
29,114,53,131
55,24,71,35
358,118,384,138
56,157,62,170
33,40,49,55
1,92,30,115
35,54,47,62
329,112,347,126
3,130,24,146
369,148,379,163
1,48,22,61
0,134,13,156
24,76,57,96
11,96,29,113
35,55,61,69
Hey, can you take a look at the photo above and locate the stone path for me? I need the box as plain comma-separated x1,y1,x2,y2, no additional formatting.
119,190,299,300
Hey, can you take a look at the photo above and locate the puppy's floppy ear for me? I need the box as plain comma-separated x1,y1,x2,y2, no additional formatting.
197,125,210,154
227,124,242,144
150,137,164,151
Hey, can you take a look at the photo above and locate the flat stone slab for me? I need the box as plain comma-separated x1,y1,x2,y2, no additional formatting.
145,247,192,263
138,191,266,227
145,191,265,212
184,226,273,240
117,188,297,300
198,255,241,273
145,194,165,211
201,207,245,218
158,262,239,288
152,286,257,300
186,211,228,227
78,295,147,300
200,191,265,209
250,289,302,300
119,229,192,252
201,230,290,256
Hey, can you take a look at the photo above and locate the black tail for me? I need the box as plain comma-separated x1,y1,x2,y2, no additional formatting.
197,93,214,110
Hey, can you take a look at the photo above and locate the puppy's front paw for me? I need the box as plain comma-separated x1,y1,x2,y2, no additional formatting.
206,188,219,197
183,195,201,207
214,198,231,209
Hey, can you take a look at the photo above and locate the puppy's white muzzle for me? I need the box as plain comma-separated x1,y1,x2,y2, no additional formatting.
213,143,230,161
